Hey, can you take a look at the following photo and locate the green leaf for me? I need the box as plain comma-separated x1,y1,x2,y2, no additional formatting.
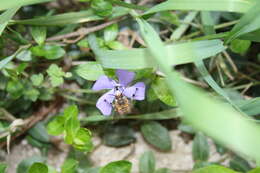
193,165,238,173
229,156,251,172
225,1,260,43
72,128,93,152
178,123,195,134
0,7,20,36
28,122,49,143
103,125,135,147
31,45,65,60
151,77,176,106
155,168,172,173
104,24,118,42
47,116,65,136
64,105,79,119
6,80,24,99
16,50,32,62
100,160,132,173
17,156,45,173
91,0,113,17
141,121,172,151
46,64,66,87
77,38,89,48
0,163,7,173
30,74,44,86
192,133,209,161
0,47,27,70
23,88,40,101
64,115,80,144
139,151,155,173
28,163,48,173
74,62,104,81
143,0,253,15
26,135,46,148
88,34,225,69
30,26,46,45
230,39,251,54
61,159,79,173
64,105,80,144
0,0,52,11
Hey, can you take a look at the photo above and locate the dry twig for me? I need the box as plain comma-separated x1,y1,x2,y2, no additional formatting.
46,18,123,42
0,96,64,149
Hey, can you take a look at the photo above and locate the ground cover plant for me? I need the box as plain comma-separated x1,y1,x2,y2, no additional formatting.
0,0,260,172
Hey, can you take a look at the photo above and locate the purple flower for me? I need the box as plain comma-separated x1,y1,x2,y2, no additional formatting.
92,69,146,116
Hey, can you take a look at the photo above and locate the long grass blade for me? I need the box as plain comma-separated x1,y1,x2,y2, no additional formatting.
82,109,181,123
0,0,52,11
0,7,19,36
12,7,129,26
88,34,225,69
225,0,260,43
143,0,252,15
136,17,260,162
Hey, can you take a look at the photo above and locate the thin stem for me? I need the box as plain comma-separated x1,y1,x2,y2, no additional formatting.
60,94,96,105
183,20,237,40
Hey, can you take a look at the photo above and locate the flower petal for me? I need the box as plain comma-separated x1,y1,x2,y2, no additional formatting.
96,90,115,116
92,75,116,91
123,82,146,100
116,69,135,86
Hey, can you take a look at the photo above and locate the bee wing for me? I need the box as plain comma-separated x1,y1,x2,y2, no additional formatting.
96,90,115,116
116,69,135,87
123,82,145,100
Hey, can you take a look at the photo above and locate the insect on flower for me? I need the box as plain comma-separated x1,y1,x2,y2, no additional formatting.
92,69,146,116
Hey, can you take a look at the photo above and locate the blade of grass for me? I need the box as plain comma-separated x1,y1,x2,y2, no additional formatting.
12,7,129,26
143,0,253,15
0,0,52,11
200,11,216,35
81,108,181,123
194,60,236,106
225,0,260,43
0,45,30,70
0,7,20,36
170,11,198,40
235,97,260,116
136,17,260,162
88,34,225,69
195,13,236,107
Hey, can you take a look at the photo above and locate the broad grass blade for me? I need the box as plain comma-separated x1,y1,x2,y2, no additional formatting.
143,0,252,15
137,17,260,162
225,1,260,43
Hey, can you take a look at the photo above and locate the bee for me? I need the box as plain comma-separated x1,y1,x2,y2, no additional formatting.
113,86,132,115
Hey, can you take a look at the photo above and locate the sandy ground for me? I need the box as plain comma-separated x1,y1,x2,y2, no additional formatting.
4,130,225,173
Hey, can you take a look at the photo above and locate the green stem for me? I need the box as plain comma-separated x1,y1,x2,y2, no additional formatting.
60,94,96,105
